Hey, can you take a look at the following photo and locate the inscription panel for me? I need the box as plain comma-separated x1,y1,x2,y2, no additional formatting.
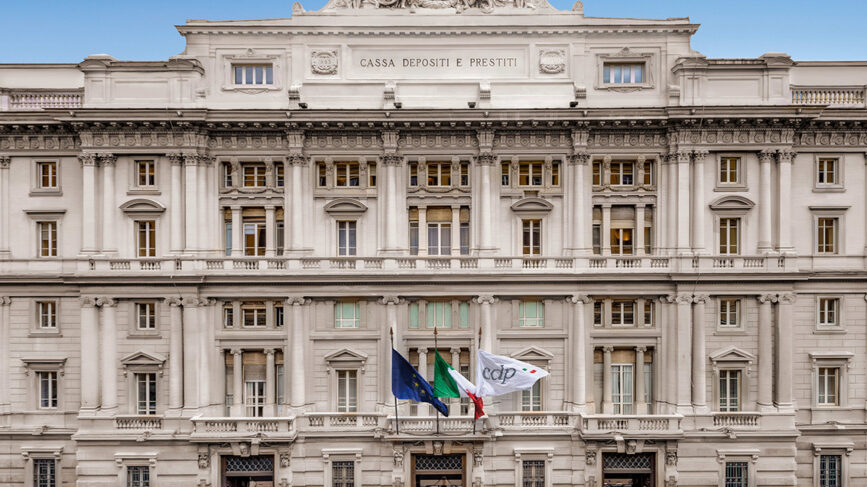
348,46,529,79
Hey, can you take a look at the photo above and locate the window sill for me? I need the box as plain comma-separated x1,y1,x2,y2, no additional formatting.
814,327,846,335
127,188,161,196
813,186,845,193
127,332,162,339
29,189,62,197
596,83,654,92
715,328,746,336
221,84,282,93
714,185,749,192
28,330,62,338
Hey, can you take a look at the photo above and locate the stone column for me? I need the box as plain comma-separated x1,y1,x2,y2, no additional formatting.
601,204,611,256
778,150,795,253
231,206,242,257
691,294,708,410
98,298,118,411
418,347,429,415
475,295,497,352
776,293,795,409
450,347,462,412
79,154,99,253
232,349,243,416
167,298,183,410
757,294,776,409
417,205,428,256
450,205,461,256
184,154,199,253
80,297,100,411
568,153,590,255
265,205,277,257
635,204,646,256
288,296,308,409
0,297,11,411
758,150,775,252
381,295,401,407
169,154,184,253
692,150,708,254
197,156,211,252
634,346,647,414
476,153,496,253
182,297,200,410
382,154,402,252
665,155,677,254
0,156,9,257
198,301,213,410
602,346,613,414
265,348,276,416
674,293,693,411
676,151,691,253
568,295,591,411
289,154,307,252
99,154,117,254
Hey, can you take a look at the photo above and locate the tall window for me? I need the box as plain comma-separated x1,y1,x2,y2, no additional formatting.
522,460,545,487
818,298,839,327
337,221,357,256
522,380,542,411
233,64,273,85
724,461,749,487
550,162,560,186
817,367,839,406
318,163,328,187
642,161,654,185
816,158,838,186
719,157,740,185
242,302,266,328
37,301,57,329
816,217,838,254
427,222,451,256
275,305,284,328
244,221,266,256
223,305,234,328
275,164,285,187
135,302,156,330
37,161,58,189
819,454,842,487
609,161,634,185
332,461,355,487
127,465,150,487
135,373,157,415
719,218,740,255
368,162,377,187
522,219,542,255
518,300,544,328
460,162,469,186
719,299,740,328
611,364,634,414
334,162,360,187
38,221,57,257
243,163,266,187
335,302,361,329
223,162,233,187
611,300,635,326
33,458,56,487
137,221,156,257
337,370,358,413
592,162,601,186
426,301,452,328
610,228,633,255
136,160,155,187
603,63,644,84
643,300,655,326
38,371,58,409
245,380,265,417
719,369,741,412
501,162,510,186
519,162,543,186
427,162,451,187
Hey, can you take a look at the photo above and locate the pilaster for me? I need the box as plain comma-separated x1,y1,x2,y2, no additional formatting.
758,150,775,253
567,294,591,412
79,297,101,413
691,294,709,411
0,296,10,413
757,293,777,410
166,297,184,412
98,153,117,255
78,153,99,254
168,154,185,254
0,155,10,257
287,296,311,411
691,150,708,255
777,149,795,254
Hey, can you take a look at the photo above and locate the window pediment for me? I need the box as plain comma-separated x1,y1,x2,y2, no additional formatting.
120,198,166,215
510,197,553,216
511,346,554,363
709,346,756,365
709,195,755,212
21,357,67,375
324,198,368,218
120,351,167,375
324,348,368,372
809,351,854,368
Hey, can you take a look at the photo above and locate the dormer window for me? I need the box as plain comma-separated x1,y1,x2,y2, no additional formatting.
233,64,273,85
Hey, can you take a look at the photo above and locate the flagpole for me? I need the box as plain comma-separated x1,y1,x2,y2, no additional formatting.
474,326,481,435
434,325,440,436
391,327,399,435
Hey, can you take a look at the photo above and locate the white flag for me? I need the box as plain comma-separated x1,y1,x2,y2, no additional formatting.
475,349,549,397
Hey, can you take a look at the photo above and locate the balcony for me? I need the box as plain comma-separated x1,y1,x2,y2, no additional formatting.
190,416,296,442
303,413,384,435
0,88,83,111
385,416,484,437
495,412,577,432
580,414,683,439
114,415,163,431
791,85,866,108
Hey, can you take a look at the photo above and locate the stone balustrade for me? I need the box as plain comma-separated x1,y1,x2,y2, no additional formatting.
791,85,866,107
495,412,576,430
710,412,761,428
113,415,163,431
190,417,296,441
304,412,384,431
580,414,683,438
1,89,83,111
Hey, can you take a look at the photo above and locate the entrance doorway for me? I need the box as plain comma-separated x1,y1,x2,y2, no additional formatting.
601,452,655,487
412,454,465,487
221,455,274,487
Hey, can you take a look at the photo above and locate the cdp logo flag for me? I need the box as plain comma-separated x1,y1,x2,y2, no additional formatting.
475,349,549,397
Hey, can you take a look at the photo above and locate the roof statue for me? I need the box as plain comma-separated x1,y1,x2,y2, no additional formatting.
319,0,557,13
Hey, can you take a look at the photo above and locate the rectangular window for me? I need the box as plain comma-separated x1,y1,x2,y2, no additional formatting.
719,299,740,328
610,228,633,255
427,162,452,187
37,221,58,257
409,163,418,187
243,221,266,256
818,298,839,327
223,305,234,328
38,371,58,409
137,220,156,257
724,461,749,487
136,302,156,330
522,459,545,487
408,302,419,328
501,162,510,186
643,300,654,326
368,162,377,187
518,300,544,328
519,162,543,186
136,160,155,187
37,161,58,189
819,454,842,487
337,221,357,256
426,301,452,328
427,222,452,256
521,380,542,412
127,465,150,487
243,163,267,187
817,217,838,254
592,223,601,255
611,300,635,326
409,221,419,256
275,164,285,188
37,301,57,329
522,219,542,255
460,162,469,186
603,62,644,84
719,218,740,255
551,162,560,186
460,221,470,255
33,458,56,487
593,301,602,326
719,157,740,185
592,162,601,186
334,162,360,187
244,380,265,417
458,302,470,328
337,370,358,413
318,163,328,187
335,302,361,329
609,161,634,186
233,64,273,85
817,367,839,406
642,161,654,185
611,363,634,414
135,372,157,415
242,302,266,328
719,369,741,412
223,162,233,188
275,305,284,328
817,158,838,186
332,461,355,487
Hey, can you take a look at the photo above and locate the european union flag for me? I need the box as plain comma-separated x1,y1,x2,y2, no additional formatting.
391,349,449,417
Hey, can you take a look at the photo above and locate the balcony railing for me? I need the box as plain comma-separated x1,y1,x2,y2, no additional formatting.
791,85,866,107
711,412,760,428
190,417,295,440
304,413,383,431
113,415,163,431
386,416,481,435
1,89,83,111
496,412,576,430
580,414,683,437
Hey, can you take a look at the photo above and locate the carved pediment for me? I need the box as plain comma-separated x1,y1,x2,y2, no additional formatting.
324,198,368,217
121,351,167,375
120,198,166,215
324,348,368,372
510,197,553,215
709,195,755,212
709,346,756,365
511,345,554,363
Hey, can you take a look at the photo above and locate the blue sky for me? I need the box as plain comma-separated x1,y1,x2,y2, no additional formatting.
1,0,864,63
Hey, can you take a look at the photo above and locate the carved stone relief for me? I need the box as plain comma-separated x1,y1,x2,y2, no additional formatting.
311,50,339,75
538,49,566,74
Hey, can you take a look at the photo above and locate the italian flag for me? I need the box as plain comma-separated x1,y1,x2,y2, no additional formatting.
433,350,485,420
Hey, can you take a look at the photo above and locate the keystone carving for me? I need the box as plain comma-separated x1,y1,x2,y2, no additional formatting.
198,452,210,469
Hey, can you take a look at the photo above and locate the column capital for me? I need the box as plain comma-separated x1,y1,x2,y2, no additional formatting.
287,296,310,306
474,294,498,305
692,294,710,304
381,154,403,166
635,346,647,353
566,294,592,304
778,293,797,304
80,296,100,308
474,152,497,166
449,347,462,355
264,348,276,357
230,348,243,357
759,149,776,163
97,153,117,166
167,152,185,166
778,149,796,164
0,155,10,169
567,152,590,166
78,153,99,167
96,297,117,308
476,128,495,152
692,150,710,162
287,153,308,166
602,345,614,353
757,293,778,304
667,293,693,304
181,296,206,308
183,153,200,166
380,295,402,306
165,297,183,307
676,150,691,163
418,347,429,355
0,296,11,306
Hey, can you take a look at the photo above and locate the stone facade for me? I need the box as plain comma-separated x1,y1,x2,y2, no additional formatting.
1,1,867,486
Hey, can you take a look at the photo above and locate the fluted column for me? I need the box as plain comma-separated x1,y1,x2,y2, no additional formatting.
634,346,647,414
450,347,461,412
232,349,243,416
776,293,795,409
99,154,117,254
80,297,100,411
79,154,99,253
0,156,9,257
97,298,118,411
602,346,613,414
288,296,309,409
673,293,693,411
265,348,276,416
569,152,590,256
691,150,708,254
0,297,11,411
476,153,495,253
265,205,277,257
418,347,429,415
758,150,774,252
168,154,184,253
635,204,646,256
568,294,591,411
778,150,795,253
757,294,776,409
288,154,307,252
183,154,199,253
676,151,691,253
167,298,183,410
691,294,708,410
182,297,200,410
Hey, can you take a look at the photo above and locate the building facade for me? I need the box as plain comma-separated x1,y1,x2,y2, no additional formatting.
1,1,867,486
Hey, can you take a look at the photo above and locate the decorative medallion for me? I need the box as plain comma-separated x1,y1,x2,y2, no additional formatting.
311,50,338,75
538,49,566,74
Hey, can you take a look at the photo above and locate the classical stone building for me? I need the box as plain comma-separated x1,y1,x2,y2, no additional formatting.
1,0,867,486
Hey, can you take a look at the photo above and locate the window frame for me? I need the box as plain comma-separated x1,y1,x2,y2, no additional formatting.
816,296,842,330
518,300,545,328
513,450,554,487
36,220,58,258
133,160,157,190
242,162,268,188
809,352,853,409
333,161,361,188
596,51,654,91
609,161,635,186
522,219,543,256
35,300,58,332
322,449,362,487
228,62,276,88
133,301,158,333
715,450,758,487
336,369,358,413
334,301,361,329
718,217,741,256
336,220,357,256
33,159,61,194
21,358,66,411
610,362,634,414
716,155,747,190
22,448,64,487
810,207,848,256
135,219,157,258
812,443,852,487
717,298,743,332
241,301,267,328
718,369,742,412
814,155,844,191
518,162,544,187
134,372,158,416
114,455,157,487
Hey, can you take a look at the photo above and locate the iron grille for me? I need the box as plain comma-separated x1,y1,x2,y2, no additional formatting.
127,466,150,487
34,459,56,487
724,461,749,487
602,453,652,471
225,455,274,473
820,455,841,487
522,460,545,487
332,460,355,487
415,455,464,471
